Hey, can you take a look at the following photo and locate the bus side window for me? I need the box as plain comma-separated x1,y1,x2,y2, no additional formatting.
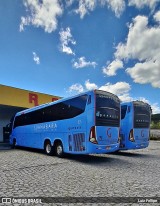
87,95,91,104
127,106,131,113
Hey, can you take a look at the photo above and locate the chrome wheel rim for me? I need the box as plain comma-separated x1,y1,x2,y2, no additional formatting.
57,145,62,155
46,143,51,153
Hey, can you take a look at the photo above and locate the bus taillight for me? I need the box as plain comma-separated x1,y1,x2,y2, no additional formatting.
89,126,98,144
129,129,135,142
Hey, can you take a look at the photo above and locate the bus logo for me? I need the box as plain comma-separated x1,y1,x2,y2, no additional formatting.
107,128,112,138
2,198,11,204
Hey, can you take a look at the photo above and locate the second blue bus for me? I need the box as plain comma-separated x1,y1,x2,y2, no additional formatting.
119,101,151,150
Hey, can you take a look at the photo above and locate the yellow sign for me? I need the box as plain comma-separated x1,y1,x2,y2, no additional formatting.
0,84,60,108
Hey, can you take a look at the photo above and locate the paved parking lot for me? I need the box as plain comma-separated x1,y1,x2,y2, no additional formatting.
0,141,160,205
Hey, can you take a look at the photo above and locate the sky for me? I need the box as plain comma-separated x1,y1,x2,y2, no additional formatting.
0,0,160,114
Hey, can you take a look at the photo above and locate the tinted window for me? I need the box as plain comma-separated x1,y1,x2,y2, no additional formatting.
96,92,120,127
134,103,151,128
13,95,88,128
43,94,88,122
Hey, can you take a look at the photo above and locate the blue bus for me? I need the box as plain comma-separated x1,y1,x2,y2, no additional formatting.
119,101,151,150
10,90,120,157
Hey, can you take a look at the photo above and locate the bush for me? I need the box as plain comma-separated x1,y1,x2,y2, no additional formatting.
150,121,160,129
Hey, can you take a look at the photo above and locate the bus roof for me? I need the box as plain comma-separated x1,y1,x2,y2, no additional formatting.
121,100,149,105
121,100,151,110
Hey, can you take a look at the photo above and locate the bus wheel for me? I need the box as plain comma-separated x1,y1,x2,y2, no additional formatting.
44,141,53,155
55,142,64,158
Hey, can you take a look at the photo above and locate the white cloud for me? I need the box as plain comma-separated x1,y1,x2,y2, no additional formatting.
75,0,96,19
68,81,132,102
72,0,125,18
85,79,98,90
73,57,97,69
19,16,31,32
115,15,160,61
128,0,160,10
154,10,160,23
67,81,160,113
126,61,160,88
102,59,123,76
68,83,84,93
138,97,150,104
20,0,63,33
64,0,159,20
99,82,131,96
151,103,160,114
98,82,160,113
33,52,40,64
59,27,76,55
100,0,126,18
99,82,133,102
135,97,160,114
115,15,160,88
66,0,75,7
118,93,133,102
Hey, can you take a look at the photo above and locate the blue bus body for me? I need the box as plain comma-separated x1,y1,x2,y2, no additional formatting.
10,90,120,156
120,101,151,150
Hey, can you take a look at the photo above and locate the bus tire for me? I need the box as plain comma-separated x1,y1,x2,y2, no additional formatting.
55,141,64,158
44,141,53,155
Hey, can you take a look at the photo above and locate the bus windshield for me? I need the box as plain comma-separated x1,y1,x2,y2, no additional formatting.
134,103,151,128
95,91,120,127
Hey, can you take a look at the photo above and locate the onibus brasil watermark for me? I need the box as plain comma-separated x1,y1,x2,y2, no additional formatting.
0,197,159,204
